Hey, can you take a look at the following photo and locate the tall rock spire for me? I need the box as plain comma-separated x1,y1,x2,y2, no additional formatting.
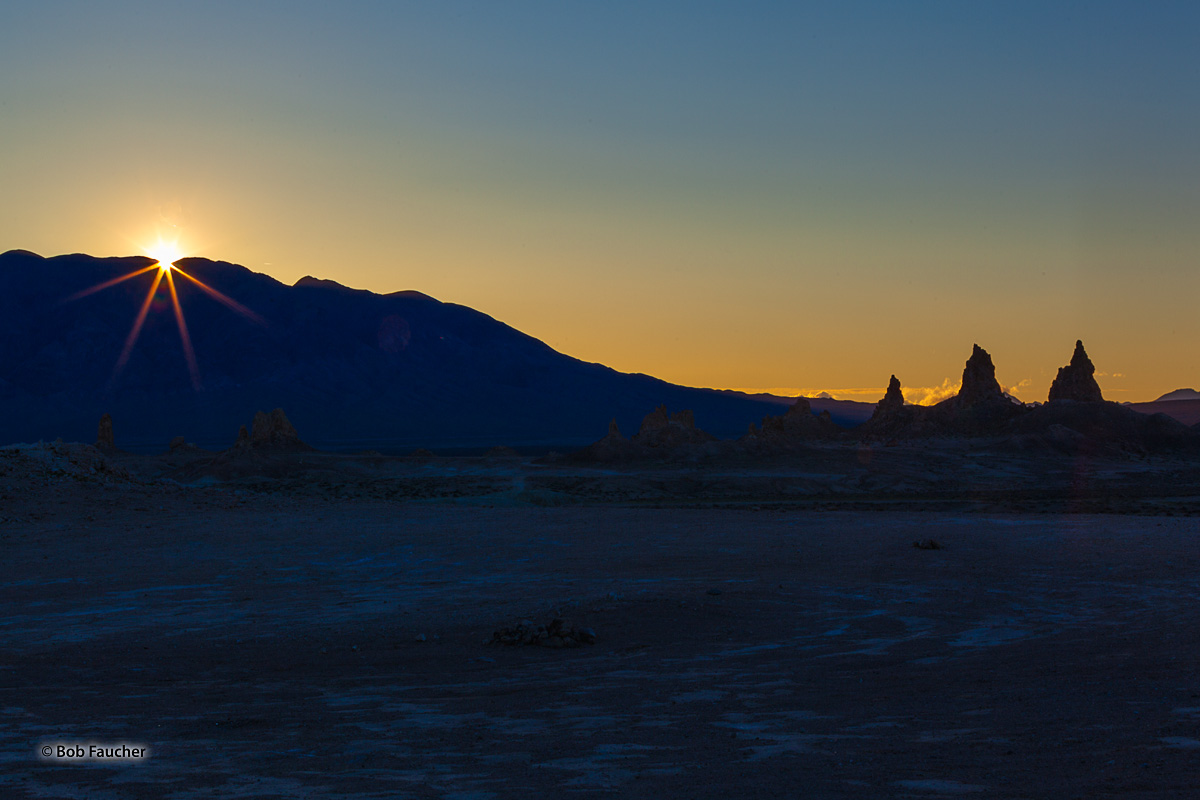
1047,340,1103,402
955,345,1003,408
876,375,905,416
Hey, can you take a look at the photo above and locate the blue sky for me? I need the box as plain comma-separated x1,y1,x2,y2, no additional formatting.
2,1,1198,400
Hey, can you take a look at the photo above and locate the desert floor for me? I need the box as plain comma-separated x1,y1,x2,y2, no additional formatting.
3,449,1200,798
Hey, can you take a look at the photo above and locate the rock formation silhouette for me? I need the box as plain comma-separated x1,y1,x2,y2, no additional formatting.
95,413,115,451
574,405,715,460
954,344,1005,409
856,376,921,440
253,409,308,449
633,405,715,449
1010,342,1197,453
565,339,1200,458
877,375,905,416
920,344,1026,435
231,408,312,452
752,396,840,445
572,418,636,461
855,346,1021,440
1047,340,1103,402
164,435,206,455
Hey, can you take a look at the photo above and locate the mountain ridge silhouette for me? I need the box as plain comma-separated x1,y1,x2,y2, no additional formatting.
0,250,798,451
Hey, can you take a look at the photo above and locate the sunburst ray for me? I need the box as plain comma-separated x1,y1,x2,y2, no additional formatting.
164,268,201,390
110,268,166,387
62,264,159,303
62,254,265,392
172,266,266,326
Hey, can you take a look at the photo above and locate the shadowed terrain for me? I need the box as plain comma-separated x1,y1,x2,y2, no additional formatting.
5,255,1200,799
0,251,788,450
3,443,1200,798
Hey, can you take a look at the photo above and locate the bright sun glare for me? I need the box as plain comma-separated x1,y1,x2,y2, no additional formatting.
63,235,265,393
148,240,182,270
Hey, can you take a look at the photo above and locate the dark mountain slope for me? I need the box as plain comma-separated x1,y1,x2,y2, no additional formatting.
0,250,783,450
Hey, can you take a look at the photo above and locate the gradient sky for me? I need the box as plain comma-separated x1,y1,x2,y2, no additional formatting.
3,1,1198,402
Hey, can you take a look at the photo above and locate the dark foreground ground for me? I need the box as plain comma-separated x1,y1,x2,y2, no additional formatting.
3,447,1200,798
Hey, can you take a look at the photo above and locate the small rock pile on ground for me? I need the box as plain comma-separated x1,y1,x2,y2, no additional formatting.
913,539,943,550
490,618,597,648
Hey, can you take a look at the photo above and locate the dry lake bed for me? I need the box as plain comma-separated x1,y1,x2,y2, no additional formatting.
3,452,1200,798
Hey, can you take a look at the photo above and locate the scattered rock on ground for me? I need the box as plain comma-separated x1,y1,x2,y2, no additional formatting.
913,539,943,550
491,618,597,648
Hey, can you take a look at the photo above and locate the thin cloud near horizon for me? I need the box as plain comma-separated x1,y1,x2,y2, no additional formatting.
723,375,1135,406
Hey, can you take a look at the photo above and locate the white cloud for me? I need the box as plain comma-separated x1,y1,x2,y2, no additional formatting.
1002,378,1032,399
732,376,1030,406
904,378,961,406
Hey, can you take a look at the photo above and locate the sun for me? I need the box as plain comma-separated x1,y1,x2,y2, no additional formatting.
62,235,265,393
147,240,182,270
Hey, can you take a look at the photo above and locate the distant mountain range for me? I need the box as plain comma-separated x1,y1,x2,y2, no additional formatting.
1128,397,1200,427
1154,388,1200,402
2,250,1194,450
710,389,876,426
0,250,813,451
